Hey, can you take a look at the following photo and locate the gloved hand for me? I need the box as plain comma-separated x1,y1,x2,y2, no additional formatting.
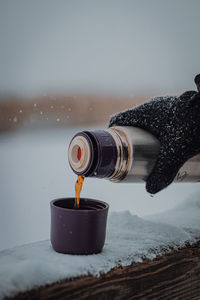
109,74,200,194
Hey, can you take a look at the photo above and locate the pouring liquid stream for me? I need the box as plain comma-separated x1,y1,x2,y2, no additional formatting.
74,175,85,208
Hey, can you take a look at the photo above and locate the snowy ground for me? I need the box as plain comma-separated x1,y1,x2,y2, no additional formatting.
0,127,200,299
0,198,200,300
0,127,200,251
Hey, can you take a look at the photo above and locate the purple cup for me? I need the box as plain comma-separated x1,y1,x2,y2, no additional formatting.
50,198,109,255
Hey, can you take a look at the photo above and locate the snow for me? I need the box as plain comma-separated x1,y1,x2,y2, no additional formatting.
0,196,200,300
1,127,200,252
13,116,18,123
0,127,200,299
145,192,200,230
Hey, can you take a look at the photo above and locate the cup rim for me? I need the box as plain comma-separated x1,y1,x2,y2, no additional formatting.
50,197,109,213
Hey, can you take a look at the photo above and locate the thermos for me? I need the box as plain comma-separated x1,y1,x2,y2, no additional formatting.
68,126,200,183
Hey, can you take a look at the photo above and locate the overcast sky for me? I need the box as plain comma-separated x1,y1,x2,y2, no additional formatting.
0,0,200,96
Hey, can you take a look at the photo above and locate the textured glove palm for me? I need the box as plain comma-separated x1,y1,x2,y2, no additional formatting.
109,75,200,194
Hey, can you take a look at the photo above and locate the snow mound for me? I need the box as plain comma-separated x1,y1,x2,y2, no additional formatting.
1,200,200,300
145,192,200,231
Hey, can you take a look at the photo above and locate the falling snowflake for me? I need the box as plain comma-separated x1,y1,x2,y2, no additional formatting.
19,110,23,113
56,118,60,122
33,103,37,108
13,116,18,123
68,107,71,111
50,105,54,109
40,111,43,115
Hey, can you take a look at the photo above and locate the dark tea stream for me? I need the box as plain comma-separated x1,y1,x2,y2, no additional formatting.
74,175,85,208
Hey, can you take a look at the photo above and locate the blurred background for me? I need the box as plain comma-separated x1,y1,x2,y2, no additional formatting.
1,0,200,251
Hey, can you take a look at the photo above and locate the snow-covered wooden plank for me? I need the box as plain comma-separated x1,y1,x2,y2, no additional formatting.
6,241,200,300
1,203,200,300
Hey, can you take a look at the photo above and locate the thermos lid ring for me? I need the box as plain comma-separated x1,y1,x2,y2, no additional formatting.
68,135,91,173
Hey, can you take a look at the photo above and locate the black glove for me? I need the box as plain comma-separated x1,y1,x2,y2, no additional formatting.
109,74,200,194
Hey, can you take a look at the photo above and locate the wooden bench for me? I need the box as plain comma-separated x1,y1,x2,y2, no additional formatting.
7,241,200,300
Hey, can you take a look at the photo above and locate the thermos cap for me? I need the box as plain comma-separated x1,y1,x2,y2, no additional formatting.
68,135,91,173
68,130,117,177
50,198,109,254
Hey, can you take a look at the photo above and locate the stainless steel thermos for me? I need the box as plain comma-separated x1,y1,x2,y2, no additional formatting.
68,126,200,183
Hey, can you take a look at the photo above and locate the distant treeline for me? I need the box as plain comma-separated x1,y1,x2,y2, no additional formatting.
0,94,147,132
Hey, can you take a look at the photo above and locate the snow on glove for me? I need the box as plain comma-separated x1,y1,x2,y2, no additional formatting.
109,74,200,194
